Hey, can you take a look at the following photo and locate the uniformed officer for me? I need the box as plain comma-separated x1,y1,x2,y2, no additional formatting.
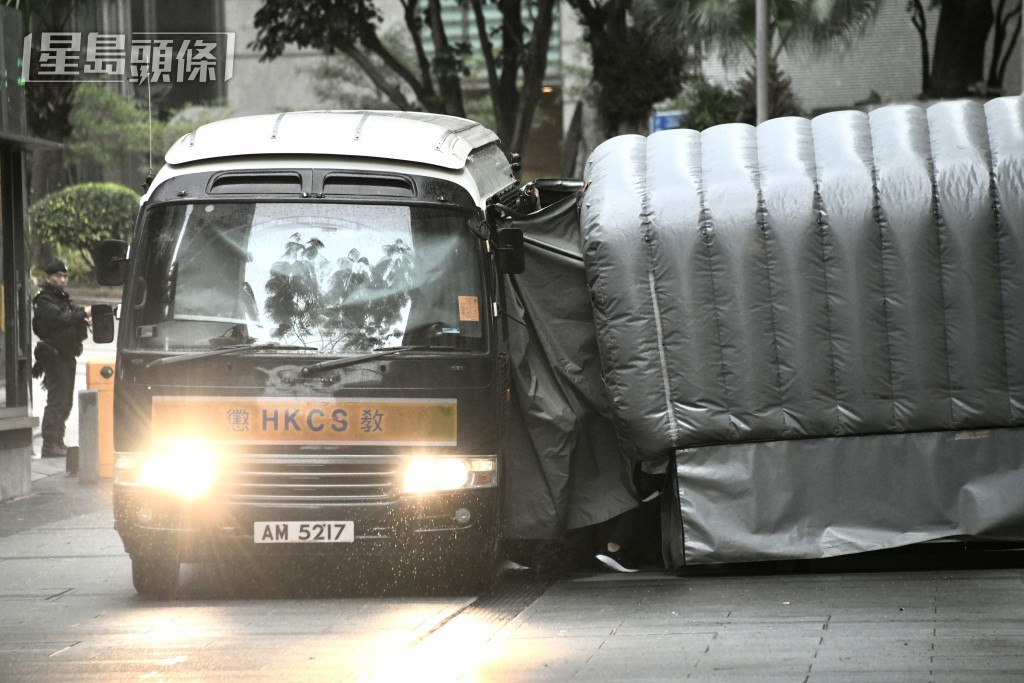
32,260,91,458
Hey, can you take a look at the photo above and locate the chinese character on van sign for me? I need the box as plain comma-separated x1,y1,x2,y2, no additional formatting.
226,408,250,432
21,32,235,84
360,409,384,433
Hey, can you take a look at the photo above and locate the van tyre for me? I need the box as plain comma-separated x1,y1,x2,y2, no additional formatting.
131,549,180,597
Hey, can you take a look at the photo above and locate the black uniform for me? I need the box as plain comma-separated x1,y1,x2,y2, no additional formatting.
32,283,89,456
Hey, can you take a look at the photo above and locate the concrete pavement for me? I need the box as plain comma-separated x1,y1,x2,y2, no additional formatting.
2,479,1023,682
29,456,66,483
7,470,1024,679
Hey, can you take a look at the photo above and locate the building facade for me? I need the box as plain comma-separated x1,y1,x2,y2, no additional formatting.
0,5,59,501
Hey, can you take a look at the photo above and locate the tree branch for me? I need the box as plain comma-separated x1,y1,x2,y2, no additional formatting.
907,0,930,95
470,0,500,100
422,0,465,114
357,19,434,107
342,46,414,110
571,0,604,30
497,0,525,131
512,0,556,153
994,2,1023,87
400,0,436,96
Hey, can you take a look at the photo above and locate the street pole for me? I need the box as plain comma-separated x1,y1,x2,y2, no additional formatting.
756,0,769,124
78,390,99,484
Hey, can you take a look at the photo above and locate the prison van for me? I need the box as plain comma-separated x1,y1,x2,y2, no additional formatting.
92,111,529,596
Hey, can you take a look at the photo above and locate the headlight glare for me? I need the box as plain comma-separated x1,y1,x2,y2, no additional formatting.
403,458,469,493
401,456,497,494
133,443,218,498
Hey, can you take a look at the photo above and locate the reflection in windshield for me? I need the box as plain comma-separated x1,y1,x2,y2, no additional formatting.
128,202,487,354
263,230,413,349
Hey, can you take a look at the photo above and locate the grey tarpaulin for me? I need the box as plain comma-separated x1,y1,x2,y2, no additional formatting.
501,194,637,540
579,96,1024,565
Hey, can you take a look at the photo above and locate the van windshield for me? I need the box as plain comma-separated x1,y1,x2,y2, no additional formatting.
126,202,488,354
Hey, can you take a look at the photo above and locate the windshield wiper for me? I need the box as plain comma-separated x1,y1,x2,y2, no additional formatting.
300,344,460,376
146,342,317,369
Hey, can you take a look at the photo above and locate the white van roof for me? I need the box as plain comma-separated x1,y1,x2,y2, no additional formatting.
165,110,501,171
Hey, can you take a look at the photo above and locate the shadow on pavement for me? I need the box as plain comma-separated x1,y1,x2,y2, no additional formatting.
675,541,1024,578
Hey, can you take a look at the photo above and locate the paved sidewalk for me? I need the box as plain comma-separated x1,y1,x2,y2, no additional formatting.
465,564,1024,681
4,458,1024,681
30,455,67,483
0,461,112,540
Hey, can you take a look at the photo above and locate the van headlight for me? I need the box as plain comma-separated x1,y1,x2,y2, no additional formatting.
115,443,218,498
401,457,496,494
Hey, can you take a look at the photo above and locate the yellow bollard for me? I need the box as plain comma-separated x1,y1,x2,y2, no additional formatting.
86,358,116,478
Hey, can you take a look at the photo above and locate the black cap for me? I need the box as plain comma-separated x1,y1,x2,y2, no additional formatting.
43,260,68,275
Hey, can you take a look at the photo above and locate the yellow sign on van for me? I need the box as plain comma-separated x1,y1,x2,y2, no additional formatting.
151,396,457,446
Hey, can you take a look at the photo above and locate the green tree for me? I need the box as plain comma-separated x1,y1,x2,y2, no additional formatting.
15,0,80,141
65,84,152,184
733,58,804,121
985,0,1022,92
684,0,879,124
567,0,697,137
29,183,140,276
249,0,557,156
15,1,82,206
672,59,801,131
675,75,745,130
310,56,395,111
306,27,416,110
688,0,881,58
907,0,1021,98
63,84,229,189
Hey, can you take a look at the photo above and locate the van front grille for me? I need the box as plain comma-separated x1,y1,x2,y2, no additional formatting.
215,456,401,504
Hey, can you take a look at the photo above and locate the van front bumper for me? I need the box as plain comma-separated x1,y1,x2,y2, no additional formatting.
113,483,500,563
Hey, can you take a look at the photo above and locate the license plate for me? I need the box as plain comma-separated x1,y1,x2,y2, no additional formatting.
253,521,354,544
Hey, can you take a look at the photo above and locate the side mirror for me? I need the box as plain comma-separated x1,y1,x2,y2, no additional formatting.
92,303,115,344
496,227,525,274
94,239,128,286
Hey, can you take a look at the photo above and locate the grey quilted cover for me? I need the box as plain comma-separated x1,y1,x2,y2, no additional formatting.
580,97,1024,563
